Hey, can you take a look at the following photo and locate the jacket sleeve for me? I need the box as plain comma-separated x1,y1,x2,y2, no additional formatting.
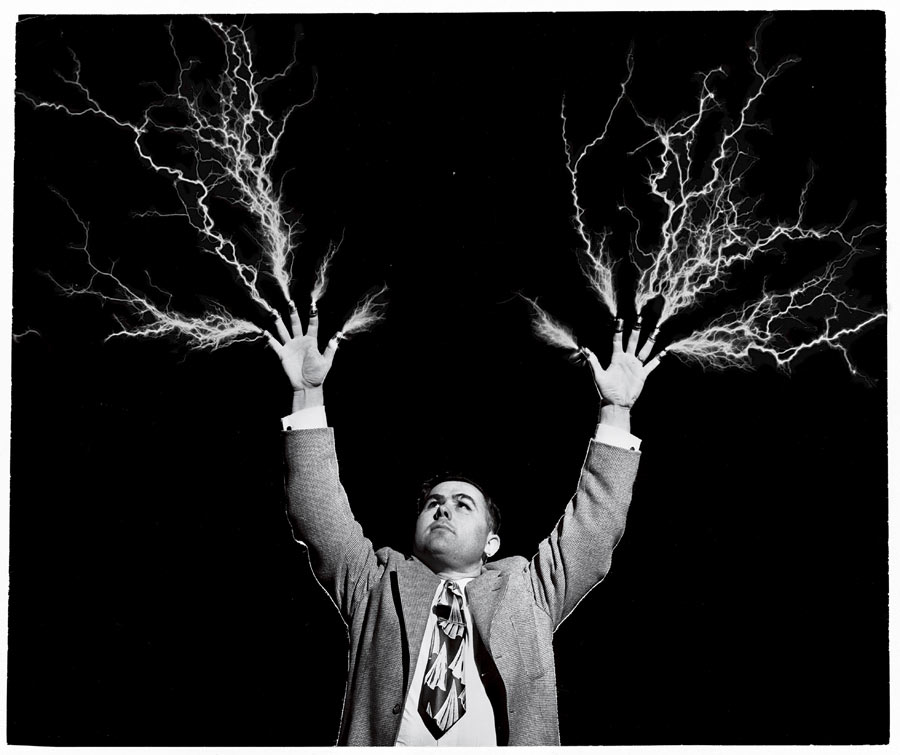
527,440,640,630
283,427,380,622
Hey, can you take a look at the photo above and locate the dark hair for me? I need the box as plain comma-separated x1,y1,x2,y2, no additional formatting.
416,472,501,535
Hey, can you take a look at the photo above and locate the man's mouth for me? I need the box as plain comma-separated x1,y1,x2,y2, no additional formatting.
430,522,454,533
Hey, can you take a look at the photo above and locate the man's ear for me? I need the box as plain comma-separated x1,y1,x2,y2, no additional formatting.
483,533,500,560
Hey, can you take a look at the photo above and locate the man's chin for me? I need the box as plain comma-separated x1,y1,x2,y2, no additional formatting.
426,535,455,555
415,537,454,561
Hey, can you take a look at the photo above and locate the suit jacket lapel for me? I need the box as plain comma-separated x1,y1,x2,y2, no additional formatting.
395,558,442,694
465,569,508,651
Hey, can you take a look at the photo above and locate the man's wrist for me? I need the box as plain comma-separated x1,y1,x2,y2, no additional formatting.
598,402,631,433
292,386,325,413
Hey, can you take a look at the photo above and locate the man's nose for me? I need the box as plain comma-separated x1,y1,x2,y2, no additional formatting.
433,505,450,520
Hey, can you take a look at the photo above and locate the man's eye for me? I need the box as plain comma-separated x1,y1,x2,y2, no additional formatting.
457,501,471,510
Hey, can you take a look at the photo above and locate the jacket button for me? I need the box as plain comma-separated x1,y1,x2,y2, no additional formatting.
392,703,402,715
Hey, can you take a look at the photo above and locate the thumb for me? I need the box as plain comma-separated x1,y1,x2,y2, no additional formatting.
583,348,607,394
583,347,604,378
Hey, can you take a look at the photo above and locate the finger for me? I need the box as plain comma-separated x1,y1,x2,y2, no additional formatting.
323,332,341,364
583,347,604,376
612,318,624,355
308,308,320,341
262,329,286,358
288,300,303,337
637,327,659,361
643,349,666,375
625,316,641,355
569,346,591,365
266,305,291,343
584,348,608,398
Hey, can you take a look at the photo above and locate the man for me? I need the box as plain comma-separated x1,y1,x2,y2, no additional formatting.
265,303,661,745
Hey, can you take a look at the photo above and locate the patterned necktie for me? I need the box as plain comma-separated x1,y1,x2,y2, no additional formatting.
419,580,467,738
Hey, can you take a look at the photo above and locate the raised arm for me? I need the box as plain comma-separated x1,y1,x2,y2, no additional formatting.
529,321,663,629
267,304,380,621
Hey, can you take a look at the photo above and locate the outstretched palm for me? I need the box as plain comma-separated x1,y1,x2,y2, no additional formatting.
584,322,664,408
264,304,338,391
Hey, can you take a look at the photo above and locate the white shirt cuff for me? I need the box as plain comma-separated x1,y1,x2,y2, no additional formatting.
594,423,642,451
281,405,328,431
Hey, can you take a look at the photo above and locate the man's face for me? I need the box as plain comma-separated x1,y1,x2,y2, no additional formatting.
412,480,499,575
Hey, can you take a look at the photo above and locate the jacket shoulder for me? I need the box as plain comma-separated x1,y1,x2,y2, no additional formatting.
374,545,409,566
486,555,530,573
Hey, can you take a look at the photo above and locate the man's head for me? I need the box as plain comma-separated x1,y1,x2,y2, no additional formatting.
412,474,501,577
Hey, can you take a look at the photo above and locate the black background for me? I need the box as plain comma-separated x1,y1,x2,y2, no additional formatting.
11,12,887,745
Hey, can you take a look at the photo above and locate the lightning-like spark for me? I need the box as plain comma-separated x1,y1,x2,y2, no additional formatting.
50,192,262,350
559,19,884,374
631,34,807,326
311,233,345,306
580,231,619,320
197,17,311,304
665,253,885,375
562,50,634,316
23,18,389,352
20,17,308,315
337,284,389,339
523,297,580,353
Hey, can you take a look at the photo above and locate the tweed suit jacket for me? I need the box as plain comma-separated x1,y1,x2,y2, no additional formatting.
284,427,640,746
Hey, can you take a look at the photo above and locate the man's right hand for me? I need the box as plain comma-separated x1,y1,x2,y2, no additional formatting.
264,303,339,412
